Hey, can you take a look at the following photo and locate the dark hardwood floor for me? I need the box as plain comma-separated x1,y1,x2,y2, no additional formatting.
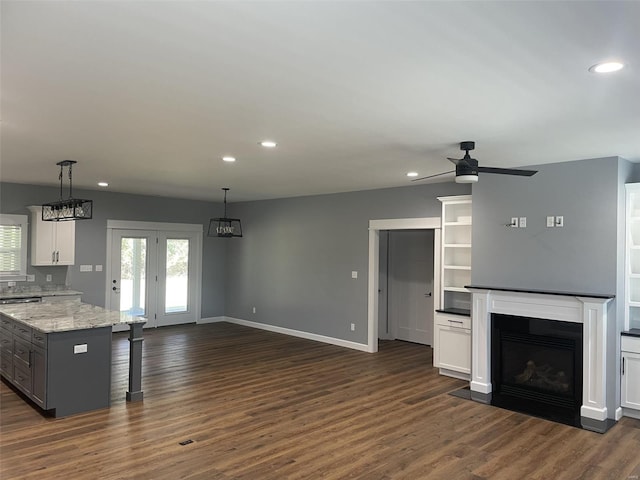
1,322,639,479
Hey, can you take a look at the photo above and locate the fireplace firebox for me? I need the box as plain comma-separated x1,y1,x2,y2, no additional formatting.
491,313,583,427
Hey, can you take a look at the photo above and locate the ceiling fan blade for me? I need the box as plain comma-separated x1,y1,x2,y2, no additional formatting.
411,170,455,182
447,157,462,165
477,166,538,177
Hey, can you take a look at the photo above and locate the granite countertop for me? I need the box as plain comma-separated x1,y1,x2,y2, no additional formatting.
0,288,83,300
0,300,146,333
622,328,640,337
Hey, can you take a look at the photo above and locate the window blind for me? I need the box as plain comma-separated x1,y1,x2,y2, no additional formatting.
0,224,23,275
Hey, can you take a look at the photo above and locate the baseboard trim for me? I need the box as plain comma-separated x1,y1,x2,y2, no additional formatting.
198,316,227,324
220,316,371,353
615,407,623,421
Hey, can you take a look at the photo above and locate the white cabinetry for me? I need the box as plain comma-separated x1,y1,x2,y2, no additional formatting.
434,195,472,379
621,336,640,418
434,313,471,379
623,184,640,419
27,206,75,266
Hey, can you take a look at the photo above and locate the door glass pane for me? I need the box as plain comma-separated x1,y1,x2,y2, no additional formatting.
165,238,189,313
120,237,147,316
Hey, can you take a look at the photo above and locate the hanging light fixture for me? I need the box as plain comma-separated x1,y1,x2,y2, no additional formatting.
42,160,93,221
208,188,242,237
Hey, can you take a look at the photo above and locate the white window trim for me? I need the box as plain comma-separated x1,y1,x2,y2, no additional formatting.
0,214,29,282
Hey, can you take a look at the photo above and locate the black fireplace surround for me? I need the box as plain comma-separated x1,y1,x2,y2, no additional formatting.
491,313,583,427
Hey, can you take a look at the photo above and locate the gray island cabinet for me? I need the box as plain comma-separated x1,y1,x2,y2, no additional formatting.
0,301,145,417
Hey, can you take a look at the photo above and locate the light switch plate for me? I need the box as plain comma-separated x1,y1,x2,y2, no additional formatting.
546,216,555,227
80,264,93,272
95,265,103,272
74,344,88,354
510,217,518,228
555,216,564,227
351,271,358,279
519,217,526,228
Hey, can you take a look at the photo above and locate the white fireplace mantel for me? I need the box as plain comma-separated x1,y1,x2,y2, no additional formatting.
469,287,614,426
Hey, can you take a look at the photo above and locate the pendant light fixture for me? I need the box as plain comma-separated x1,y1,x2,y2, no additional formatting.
42,160,93,221
208,188,242,237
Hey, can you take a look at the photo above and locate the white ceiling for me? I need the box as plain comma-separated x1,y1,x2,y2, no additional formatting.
2,1,639,202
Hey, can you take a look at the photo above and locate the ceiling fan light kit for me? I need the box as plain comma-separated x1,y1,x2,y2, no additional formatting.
208,188,243,238
42,160,93,221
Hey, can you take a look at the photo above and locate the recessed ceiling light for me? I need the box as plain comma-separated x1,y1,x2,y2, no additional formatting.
97,182,109,187
406,172,419,177
222,156,236,162
260,140,277,148
589,61,625,73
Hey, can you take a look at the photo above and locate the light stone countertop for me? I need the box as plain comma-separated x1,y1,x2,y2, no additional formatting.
0,300,146,333
0,289,83,300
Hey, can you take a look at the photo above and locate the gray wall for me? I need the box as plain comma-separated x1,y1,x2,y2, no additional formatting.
0,182,226,317
471,157,621,294
224,182,470,344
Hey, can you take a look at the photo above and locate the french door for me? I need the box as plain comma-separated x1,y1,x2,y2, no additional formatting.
106,222,202,330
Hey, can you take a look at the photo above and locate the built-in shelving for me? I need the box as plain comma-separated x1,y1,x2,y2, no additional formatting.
434,195,472,380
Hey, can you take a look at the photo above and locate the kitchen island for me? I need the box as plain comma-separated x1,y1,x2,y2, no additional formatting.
0,300,145,417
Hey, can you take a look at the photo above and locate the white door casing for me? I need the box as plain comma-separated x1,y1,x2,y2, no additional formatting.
367,218,441,353
106,220,203,330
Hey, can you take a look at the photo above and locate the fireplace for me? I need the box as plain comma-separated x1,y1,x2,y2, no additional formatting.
491,313,583,427
468,286,615,433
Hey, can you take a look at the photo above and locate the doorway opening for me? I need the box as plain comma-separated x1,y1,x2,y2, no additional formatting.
367,218,441,353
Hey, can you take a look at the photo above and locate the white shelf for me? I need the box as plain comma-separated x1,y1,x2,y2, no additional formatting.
443,286,469,293
443,221,472,227
444,244,471,248
444,265,471,270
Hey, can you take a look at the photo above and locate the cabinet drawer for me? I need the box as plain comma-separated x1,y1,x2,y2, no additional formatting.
0,315,13,330
13,362,31,396
31,330,47,349
0,329,13,355
622,335,640,354
13,322,32,341
435,312,471,329
0,350,12,379
13,337,31,366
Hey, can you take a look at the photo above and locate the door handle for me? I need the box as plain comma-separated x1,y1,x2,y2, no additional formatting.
424,292,432,297
56,251,59,262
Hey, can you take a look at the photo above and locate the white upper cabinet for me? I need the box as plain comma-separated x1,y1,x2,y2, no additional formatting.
27,206,75,266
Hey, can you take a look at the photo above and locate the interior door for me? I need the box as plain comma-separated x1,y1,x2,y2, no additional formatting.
388,230,434,345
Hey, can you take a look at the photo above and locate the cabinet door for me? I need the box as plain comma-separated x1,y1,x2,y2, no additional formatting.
54,221,75,265
434,324,471,374
622,352,640,410
31,345,47,408
32,214,56,265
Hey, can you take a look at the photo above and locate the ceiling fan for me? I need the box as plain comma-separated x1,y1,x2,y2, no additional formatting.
413,141,538,184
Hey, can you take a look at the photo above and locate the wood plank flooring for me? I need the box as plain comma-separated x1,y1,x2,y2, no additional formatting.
1,322,639,479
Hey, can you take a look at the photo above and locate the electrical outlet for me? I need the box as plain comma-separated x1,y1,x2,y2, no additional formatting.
26,274,35,282
46,274,52,282
510,217,519,228
519,217,526,228
555,216,564,227
350,323,355,331
73,344,88,354
351,271,358,279
546,216,555,227
252,306,256,314
7,281,16,287
95,265,103,272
